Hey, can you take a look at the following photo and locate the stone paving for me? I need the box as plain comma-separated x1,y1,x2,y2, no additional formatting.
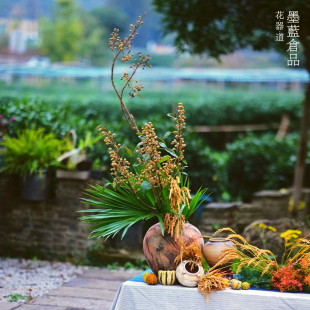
0,268,142,310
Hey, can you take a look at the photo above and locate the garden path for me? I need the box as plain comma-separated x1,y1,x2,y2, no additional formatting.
0,268,142,310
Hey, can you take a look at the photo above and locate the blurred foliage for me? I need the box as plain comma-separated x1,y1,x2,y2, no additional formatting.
0,88,307,201
74,240,149,269
91,6,129,39
37,0,164,65
153,0,309,67
40,0,84,62
0,127,64,178
78,8,106,66
5,293,28,302
105,0,163,46
226,134,310,202
232,261,272,290
39,1,133,65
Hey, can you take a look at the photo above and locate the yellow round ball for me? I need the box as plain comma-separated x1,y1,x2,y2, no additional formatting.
242,282,250,290
143,272,151,283
223,278,230,288
230,280,242,290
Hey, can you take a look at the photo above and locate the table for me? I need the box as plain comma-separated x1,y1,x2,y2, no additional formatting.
110,269,310,310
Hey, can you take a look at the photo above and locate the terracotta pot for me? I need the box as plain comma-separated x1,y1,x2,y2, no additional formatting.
143,222,203,276
203,238,236,268
176,260,204,287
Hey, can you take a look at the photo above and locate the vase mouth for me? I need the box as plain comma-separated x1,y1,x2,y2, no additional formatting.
209,238,230,242
184,261,200,274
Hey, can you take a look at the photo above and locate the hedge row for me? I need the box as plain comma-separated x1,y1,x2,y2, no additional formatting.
1,87,304,125
0,94,307,201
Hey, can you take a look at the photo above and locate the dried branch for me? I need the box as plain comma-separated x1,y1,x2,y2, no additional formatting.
109,14,151,133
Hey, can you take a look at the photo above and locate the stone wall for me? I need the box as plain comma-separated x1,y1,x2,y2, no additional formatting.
1,170,309,259
0,173,103,259
201,189,310,236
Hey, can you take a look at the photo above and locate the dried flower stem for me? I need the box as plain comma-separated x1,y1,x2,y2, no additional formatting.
110,14,150,133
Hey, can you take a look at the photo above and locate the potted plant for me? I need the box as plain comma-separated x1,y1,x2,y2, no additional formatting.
79,15,208,276
0,127,63,200
56,130,101,180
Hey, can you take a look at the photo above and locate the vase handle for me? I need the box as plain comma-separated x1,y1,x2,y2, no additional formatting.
181,260,188,275
196,264,203,278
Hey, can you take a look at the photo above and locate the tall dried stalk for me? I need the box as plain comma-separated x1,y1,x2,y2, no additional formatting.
109,14,151,133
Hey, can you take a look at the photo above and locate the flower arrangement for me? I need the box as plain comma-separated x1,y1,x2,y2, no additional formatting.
209,227,310,293
79,15,207,241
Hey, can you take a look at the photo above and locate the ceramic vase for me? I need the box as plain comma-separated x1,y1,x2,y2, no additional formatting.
143,222,203,276
176,260,204,287
203,238,236,268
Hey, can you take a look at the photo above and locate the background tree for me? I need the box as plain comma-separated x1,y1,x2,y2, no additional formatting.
40,0,83,62
105,0,162,46
91,6,129,39
78,8,106,66
153,0,310,213
40,0,106,64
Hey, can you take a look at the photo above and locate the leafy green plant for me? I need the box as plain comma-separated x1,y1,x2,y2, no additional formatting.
226,133,310,202
58,130,101,170
92,158,102,170
233,262,272,290
106,260,148,270
80,175,207,240
5,293,28,302
107,262,122,270
0,127,64,178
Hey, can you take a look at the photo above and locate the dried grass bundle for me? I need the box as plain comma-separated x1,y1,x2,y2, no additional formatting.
164,176,191,240
198,270,228,303
174,237,203,270
209,228,278,276
164,213,185,240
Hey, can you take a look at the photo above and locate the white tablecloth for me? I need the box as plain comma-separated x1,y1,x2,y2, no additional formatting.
110,280,310,310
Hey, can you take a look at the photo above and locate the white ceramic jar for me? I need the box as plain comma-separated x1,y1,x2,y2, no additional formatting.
176,260,205,287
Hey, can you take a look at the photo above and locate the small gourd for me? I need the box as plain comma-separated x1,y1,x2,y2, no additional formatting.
223,278,230,288
230,279,242,290
146,273,158,285
143,272,150,283
158,270,176,285
242,282,250,290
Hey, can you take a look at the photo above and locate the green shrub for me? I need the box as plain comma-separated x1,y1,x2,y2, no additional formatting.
225,133,310,202
0,91,306,201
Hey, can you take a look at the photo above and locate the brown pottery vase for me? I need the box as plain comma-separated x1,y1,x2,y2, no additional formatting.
143,222,203,276
203,238,236,268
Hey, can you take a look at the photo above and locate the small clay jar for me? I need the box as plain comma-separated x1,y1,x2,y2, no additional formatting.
175,260,204,287
203,238,236,268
